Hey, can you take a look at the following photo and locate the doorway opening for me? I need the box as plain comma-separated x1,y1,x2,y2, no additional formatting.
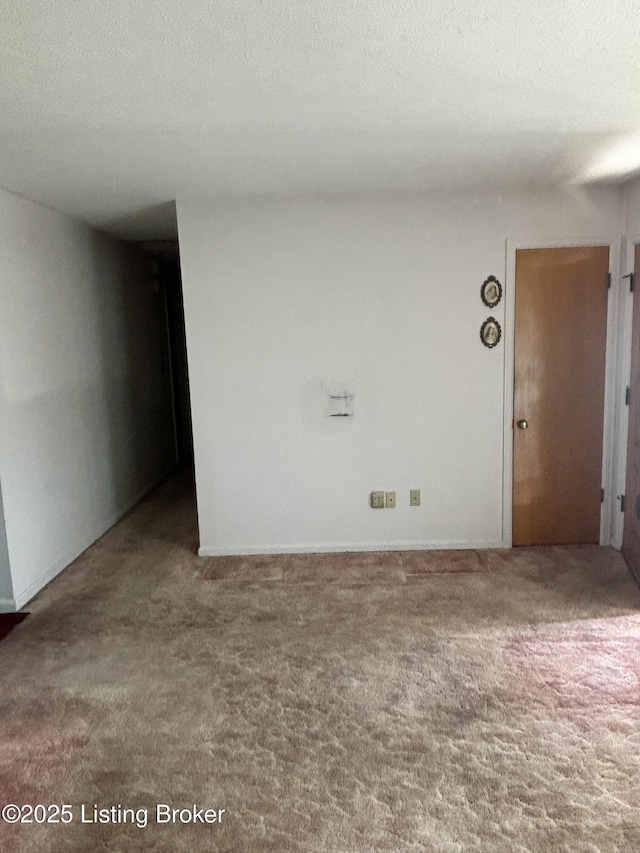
140,241,194,467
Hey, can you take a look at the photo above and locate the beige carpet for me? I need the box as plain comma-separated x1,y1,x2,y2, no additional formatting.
2,470,640,852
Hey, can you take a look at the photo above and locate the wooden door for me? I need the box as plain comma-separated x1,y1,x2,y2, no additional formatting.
622,246,640,581
513,246,609,546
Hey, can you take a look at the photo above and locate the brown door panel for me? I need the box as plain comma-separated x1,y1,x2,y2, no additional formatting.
513,247,609,546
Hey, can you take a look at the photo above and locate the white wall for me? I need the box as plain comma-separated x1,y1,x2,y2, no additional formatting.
0,483,13,606
177,187,623,555
624,177,640,237
0,188,177,610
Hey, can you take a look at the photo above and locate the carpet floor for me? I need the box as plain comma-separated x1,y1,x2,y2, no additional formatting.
1,469,640,852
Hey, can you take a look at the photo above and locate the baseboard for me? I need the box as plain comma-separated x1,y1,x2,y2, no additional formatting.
0,597,17,614
199,539,509,557
12,466,175,610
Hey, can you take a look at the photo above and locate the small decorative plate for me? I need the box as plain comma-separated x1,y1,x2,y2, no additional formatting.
481,275,502,308
480,317,501,348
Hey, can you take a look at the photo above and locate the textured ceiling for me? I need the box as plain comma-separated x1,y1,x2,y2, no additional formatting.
2,0,640,239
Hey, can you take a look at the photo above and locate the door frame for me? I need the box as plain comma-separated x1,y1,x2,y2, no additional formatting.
617,236,640,547
502,236,627,547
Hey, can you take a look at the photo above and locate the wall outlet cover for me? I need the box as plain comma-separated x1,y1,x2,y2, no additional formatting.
410,489,421,506
370,491,385,509
385,491,396,508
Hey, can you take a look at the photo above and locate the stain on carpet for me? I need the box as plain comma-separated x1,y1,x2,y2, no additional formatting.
0,613,28,644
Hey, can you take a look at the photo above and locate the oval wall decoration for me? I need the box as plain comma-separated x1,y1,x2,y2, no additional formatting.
481,275,502,308
480,317,502,348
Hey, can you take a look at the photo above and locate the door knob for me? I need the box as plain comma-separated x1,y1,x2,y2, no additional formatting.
516,419,528,430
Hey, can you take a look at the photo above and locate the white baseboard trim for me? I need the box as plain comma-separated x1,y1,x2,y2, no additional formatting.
0,597,17,613
199,539,509,557
12,466,175,611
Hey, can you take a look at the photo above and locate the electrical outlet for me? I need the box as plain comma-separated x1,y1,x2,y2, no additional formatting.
410,489,421,506
370,491,385,509
385,491,396,508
